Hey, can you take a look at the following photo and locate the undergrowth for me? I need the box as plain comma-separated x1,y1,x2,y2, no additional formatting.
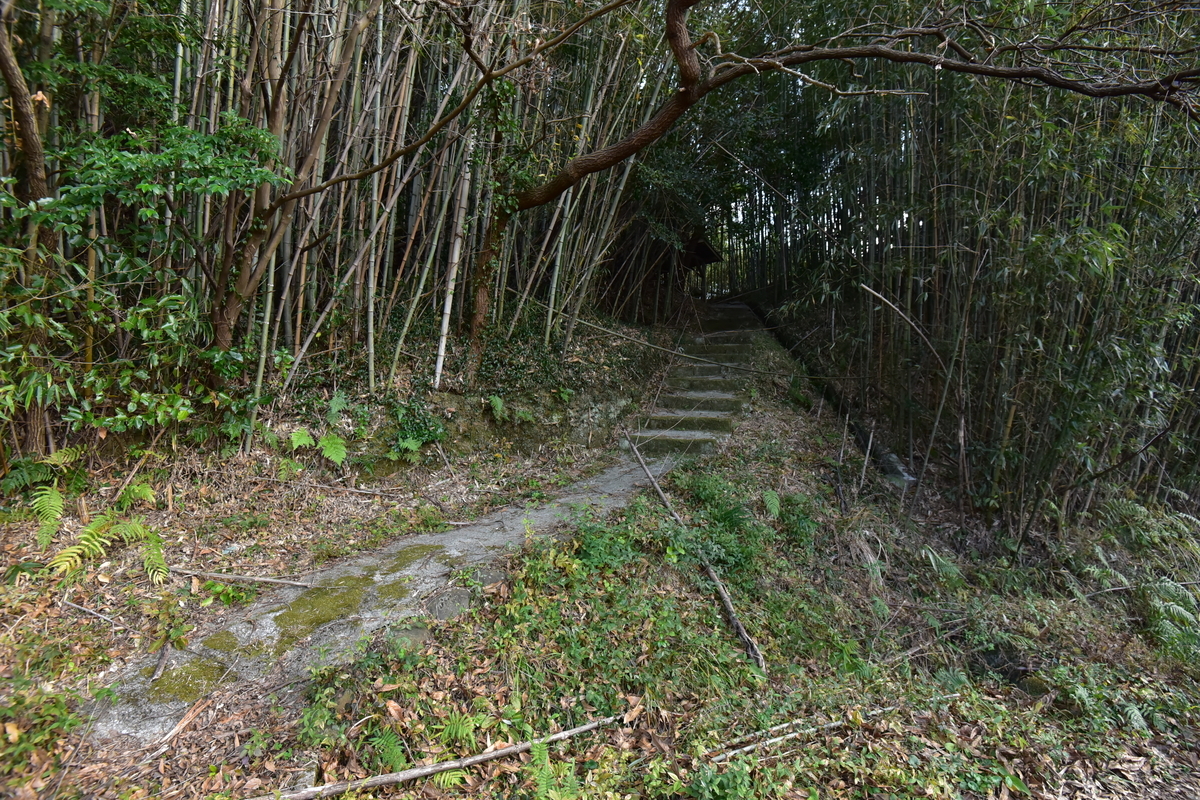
293,423,1200,798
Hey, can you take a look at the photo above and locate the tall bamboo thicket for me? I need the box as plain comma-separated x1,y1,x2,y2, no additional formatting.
0,0,697,450
716,63,1200,522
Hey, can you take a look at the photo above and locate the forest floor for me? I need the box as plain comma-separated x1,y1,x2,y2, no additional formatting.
4,310,1200,799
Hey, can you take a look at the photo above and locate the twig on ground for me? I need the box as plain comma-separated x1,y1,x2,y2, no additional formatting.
150,646,171,681
167,566,313,588
247,715,619,800
435,442,457,479
625,434,767,673
1083,579,1200,599
249,476,407,497
709,694,959,762
60,599,140,633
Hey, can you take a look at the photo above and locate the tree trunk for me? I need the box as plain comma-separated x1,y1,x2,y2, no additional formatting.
464,206,513,387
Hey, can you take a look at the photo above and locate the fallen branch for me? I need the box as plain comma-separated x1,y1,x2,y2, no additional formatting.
709,693,958,762
1083,578,1200,599
60,599,139,633
248,476,409,497
167,566,313,588
625,434,766,673
247,715,619,800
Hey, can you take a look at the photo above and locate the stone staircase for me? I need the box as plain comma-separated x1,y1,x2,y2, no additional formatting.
631,303,762,456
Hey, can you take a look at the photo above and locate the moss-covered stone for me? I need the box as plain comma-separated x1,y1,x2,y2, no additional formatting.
384,543,444,574
377,577,412,602
201,630,239,653
272,575,372,651
143,658,234,703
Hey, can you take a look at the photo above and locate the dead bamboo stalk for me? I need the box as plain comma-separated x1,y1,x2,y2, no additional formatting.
625,436,766,673
709,694,958,762
247,715,619,800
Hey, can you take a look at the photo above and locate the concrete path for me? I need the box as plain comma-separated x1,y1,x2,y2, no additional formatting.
91,456,671,743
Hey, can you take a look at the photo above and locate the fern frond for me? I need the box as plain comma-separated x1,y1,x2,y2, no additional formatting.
31,484,63,525
1,461,54,494
48,512,119,573
763,489,780,519
1160,601,1196,628
326,390,350,424
370,728,408,771
487,395,508,422
432,769,467,789
40,445,85,470
388,438,422,464
118,482,156,511
142,532,168,585
113,517,152,544
36,523,58,550
1121,703,1149,733
47,544,90,575
290,428,315,450
318,434,348,466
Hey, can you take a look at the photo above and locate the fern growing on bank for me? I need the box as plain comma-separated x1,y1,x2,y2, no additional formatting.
48,511,168,584
32,484,65,549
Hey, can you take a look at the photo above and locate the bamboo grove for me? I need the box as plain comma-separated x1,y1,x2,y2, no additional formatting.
707,58,1200,523
1,0,1199,523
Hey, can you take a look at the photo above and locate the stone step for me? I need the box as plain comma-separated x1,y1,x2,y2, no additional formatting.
685,343,752,356
667,375,741,392
642,410,736,433
658,391,743,413
700,315,760,329
630,429,725,456
694,331,757,344
671,363,726,377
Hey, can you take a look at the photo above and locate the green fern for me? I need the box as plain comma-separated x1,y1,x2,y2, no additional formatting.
49,512,121,575
432,769,467,789
487,395,508,422
326,390,351,424
290,428,316,450
1120,702,1149,733
48,513,164,582
318,433,348,466
387,438,423,464
141,531,169,585
438,710,479,748
1,458,54,494
763,489,780,519
369,727,408,772
41,445,85,470
32,484,64,549
922,546,965,589
117,482,156,511
530,741,554,800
